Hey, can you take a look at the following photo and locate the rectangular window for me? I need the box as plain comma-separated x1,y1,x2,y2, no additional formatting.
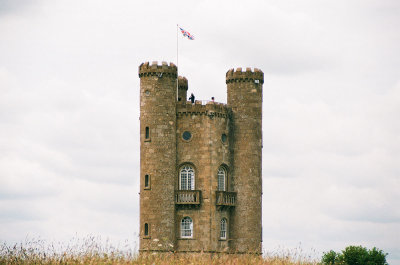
220,218,227,240
181,217,193,238
180,171,187,190
145,126,150,141
220,229,226,239
144,174,150,189
144,223,149,237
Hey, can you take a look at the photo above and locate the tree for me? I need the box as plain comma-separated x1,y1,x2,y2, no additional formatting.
321,245,388,265
321,250,338,264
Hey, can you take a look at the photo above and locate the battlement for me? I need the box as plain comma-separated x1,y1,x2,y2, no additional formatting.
138,61,177,78
178,76,188,91
177,100,230,119
226,67,264,84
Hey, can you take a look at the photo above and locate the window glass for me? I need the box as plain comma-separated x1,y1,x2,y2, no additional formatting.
181,217,193,238
217,167,226,191
221,133,227,143
180,165,195,190
220,218,227,239
182,131,192,141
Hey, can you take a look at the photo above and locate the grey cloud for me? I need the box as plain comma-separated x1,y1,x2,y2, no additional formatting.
0,201,44,222
1,0,399,263
0,209,42,222
0,189,56,200
0,0,37,15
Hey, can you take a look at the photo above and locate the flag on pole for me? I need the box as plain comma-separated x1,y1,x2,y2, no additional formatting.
179,27,195,40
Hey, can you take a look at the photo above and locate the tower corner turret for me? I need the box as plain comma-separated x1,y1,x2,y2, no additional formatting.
178,76,188,102
226,67,264,84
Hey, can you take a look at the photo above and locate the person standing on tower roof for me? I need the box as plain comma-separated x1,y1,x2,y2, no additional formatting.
189,93,195,104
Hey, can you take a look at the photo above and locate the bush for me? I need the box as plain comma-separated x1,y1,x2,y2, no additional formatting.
321,245,388,265
321,250,338,264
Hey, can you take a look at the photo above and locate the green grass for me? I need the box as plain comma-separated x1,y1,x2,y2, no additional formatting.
0,238,320,265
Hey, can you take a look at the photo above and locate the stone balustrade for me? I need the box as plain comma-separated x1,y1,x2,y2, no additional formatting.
175,190,201,205
216,191,237,207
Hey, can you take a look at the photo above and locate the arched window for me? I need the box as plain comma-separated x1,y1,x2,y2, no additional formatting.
220,218,227,239
181,217,193,238
217,167,226,191
180,165,195,190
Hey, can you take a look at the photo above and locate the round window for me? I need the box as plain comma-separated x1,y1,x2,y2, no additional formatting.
182,131,192,141
145,90,150,95
221,133,227,143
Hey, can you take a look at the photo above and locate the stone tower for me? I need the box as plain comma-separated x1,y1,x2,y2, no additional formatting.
139,61,177,251
227,68,263,253
138,61,264,254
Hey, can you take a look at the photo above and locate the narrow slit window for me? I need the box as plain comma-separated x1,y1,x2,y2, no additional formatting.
144,174,150,189
144,223,149,236
145,126,150,140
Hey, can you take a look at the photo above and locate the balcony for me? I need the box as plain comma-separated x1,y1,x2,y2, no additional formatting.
175,190,201,205
216,191,236,209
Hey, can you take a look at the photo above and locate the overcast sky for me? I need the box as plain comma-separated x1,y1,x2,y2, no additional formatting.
0,0,399,263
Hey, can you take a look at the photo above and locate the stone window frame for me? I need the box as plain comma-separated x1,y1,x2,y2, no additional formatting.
180,216,193,238
179,164,195,190
144,126,151,142
144,174,151,190
182,131,193,142
217,167,227,191
221,132,228,145
180,130,194,142
144,223,150,238
220,218,227,240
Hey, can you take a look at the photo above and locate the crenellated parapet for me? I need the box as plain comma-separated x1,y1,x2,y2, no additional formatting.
178,76,188,90
177,76,188,102
226,67,264,84
177,101,230,119
138,61,177,78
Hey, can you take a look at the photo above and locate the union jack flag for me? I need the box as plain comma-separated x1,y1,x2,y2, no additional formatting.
179,27,195,40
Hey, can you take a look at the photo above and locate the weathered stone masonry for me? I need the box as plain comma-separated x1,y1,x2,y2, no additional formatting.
139,61,264,253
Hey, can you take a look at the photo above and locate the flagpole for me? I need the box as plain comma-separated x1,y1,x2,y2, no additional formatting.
176,24,179,100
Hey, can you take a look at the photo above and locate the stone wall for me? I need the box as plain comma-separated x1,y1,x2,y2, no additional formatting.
138,62,263,254
178,76,188,102
227,68,264,253
175,101,231,252
139,61,177,251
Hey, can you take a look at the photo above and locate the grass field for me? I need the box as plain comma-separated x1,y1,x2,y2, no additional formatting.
0,238,320,265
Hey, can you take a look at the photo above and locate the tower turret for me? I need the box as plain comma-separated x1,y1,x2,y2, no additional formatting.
226,67,264,253
178,76,188,102
138,61,177,251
